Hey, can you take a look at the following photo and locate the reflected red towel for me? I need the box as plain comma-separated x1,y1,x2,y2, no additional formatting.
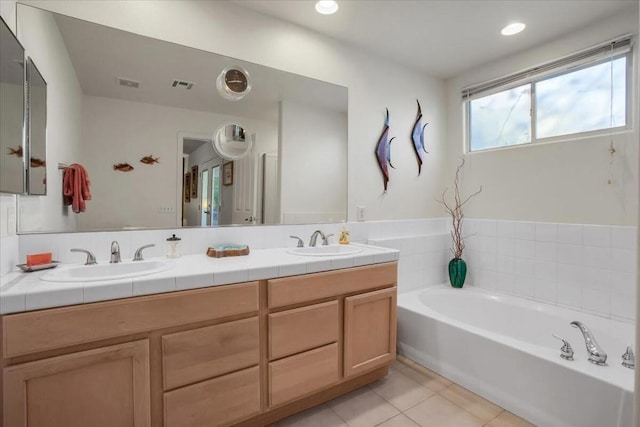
63,163,91,213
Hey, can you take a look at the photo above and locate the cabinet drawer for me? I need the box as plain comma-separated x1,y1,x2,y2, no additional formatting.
3,282,258,358
269,342,339,407
164,366,260,427
162,317,259,390
268,262,397,308
269,301,338,360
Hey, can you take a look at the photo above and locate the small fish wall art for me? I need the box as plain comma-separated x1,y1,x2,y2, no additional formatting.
140,155,159,165
8,146,23,158
411,99,429,175
375,108,395,192
113,163,134,172
30,157,46,168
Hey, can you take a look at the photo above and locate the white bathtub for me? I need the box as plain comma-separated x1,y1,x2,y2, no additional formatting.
397,285,634,427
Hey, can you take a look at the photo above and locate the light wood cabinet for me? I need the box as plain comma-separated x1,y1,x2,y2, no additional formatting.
3,340,150,427
344,287,397,377
164,366,260,427
1,262,397,427
162,317,259,390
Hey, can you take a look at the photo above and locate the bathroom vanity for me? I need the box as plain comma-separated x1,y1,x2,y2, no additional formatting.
0,252,397,427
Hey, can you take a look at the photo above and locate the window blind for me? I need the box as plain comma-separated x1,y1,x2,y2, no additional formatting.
461,34,632,100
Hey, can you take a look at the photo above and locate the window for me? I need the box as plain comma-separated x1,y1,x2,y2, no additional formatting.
465,36,631,152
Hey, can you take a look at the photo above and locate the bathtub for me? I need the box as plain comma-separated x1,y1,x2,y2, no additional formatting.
397,285,634,427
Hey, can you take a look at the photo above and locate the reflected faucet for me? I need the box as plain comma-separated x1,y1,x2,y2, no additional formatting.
571,321,607,365
110,241,121,264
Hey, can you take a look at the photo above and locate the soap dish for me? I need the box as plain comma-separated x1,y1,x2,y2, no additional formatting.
17,261,60,273
206,244,250,258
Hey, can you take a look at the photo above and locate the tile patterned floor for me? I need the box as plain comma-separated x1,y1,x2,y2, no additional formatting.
276,356,535,427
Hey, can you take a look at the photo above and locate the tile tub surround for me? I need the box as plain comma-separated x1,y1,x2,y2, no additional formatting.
276,356,533,427
0,243,398,314
462,219,637,322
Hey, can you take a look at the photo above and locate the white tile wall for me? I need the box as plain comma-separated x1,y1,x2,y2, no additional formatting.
464,219,637,322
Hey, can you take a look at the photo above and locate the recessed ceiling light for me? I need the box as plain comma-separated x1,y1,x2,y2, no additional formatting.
315,0,338,15
501,22,526,36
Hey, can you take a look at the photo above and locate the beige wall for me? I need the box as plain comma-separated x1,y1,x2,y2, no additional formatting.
445,7,639,226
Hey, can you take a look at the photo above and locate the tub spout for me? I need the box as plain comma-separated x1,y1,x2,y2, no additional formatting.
570,321,607,365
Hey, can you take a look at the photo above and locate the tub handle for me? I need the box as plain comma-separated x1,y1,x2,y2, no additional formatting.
552,334,574,361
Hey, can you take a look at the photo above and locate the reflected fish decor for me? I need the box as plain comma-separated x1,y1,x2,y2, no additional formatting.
375,108,395,192
8,146,23,158
30,157,46,168
411,99,429,175
113,163,134,172
140,155,159,165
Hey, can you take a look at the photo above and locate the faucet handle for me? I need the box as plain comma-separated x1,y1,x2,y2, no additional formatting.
289,235,304,248
552,333,574,361
133,244,155,262
622,346,635,369
70,248,97,265
322,234,334,246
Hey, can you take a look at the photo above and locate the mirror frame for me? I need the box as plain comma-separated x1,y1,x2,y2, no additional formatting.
212,123,254,160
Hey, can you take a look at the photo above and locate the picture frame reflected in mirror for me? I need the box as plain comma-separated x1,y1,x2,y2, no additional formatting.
223,161,233,186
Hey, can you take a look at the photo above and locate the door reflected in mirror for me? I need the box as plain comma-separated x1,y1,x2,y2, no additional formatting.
16,4,347,233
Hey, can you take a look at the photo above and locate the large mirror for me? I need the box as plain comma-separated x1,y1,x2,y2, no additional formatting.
0,16,26,194
16,4,348,233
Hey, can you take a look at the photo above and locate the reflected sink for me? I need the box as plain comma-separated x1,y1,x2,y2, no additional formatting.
288,245,363,257
41,260,174,282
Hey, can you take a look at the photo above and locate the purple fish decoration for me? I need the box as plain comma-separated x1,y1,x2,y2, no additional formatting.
412,99,429,175
375,108,395,192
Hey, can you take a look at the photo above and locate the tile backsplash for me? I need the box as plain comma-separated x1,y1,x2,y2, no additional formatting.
5,217,637,322
463,219,637,322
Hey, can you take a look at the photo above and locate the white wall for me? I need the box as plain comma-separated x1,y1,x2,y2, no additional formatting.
445,8,639,226
14,0,447,224
77,95,278,230
280,101,347,223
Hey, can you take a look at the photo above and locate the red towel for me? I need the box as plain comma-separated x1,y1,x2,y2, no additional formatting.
63,163,91,213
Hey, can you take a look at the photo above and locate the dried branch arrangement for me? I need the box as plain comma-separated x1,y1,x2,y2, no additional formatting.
435,157,482,259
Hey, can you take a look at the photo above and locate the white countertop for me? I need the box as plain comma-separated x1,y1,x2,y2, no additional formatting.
0,243,399,315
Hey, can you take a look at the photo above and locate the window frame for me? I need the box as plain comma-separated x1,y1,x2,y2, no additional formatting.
464,45,633,154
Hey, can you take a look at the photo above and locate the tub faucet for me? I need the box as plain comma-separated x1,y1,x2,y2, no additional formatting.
571,321,607,365
110,241,121,264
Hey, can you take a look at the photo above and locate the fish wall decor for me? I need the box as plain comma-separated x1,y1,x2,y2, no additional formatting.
411,99,429,175
30,157,46,168
113,163,134,172
8,146,23,158
375,108,395,192
140,155,159,165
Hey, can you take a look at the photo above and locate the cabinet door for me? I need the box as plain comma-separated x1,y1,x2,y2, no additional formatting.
4,340,150,427
344,287,397,377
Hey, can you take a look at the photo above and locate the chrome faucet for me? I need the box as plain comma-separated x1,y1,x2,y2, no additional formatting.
133,244,155,261
70,248,97,265
571,321,607,365
110,241,121,264
309,230,326,247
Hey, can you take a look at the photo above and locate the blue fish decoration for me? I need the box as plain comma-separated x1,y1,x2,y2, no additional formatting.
375,108,395,192
412,99,429,175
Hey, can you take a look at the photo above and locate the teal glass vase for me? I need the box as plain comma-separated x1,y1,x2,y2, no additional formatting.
448,258,467,288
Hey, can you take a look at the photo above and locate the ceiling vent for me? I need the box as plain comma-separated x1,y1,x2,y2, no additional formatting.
117,77,140,89
171,79,194,90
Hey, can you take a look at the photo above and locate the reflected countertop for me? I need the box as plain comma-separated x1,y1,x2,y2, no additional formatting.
0,243,399,315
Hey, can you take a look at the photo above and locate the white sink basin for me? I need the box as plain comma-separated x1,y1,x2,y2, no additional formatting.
41,260,174,282
288,245,363,257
